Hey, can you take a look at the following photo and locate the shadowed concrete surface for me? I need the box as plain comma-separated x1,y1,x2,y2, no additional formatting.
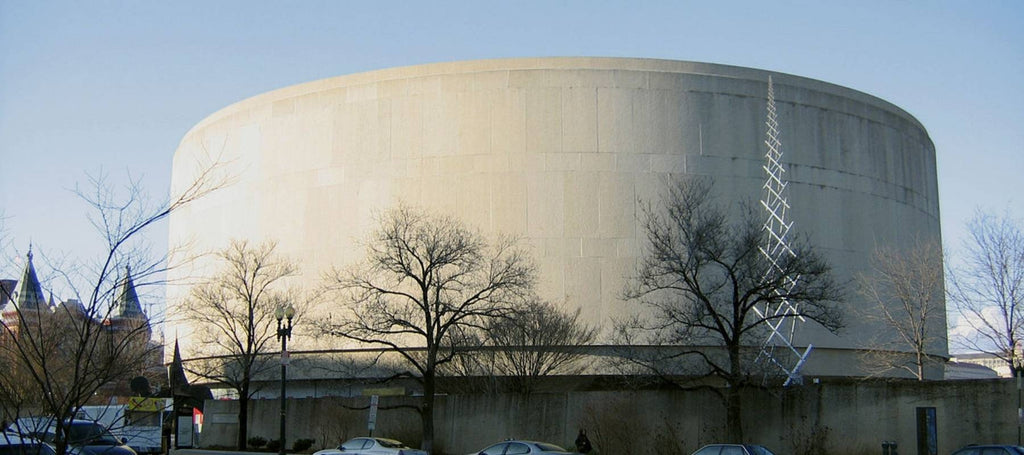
192,379,1011,455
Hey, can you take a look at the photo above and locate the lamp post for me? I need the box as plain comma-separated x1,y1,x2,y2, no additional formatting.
1015,356,1023,446
275,303,295,455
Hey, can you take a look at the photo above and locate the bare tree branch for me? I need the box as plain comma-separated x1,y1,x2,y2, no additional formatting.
313,204,536,453
179,239,301,450
856,239,946,380
619,177,844,441
948,210,1024,370
479,298,598,394
0,157,228,455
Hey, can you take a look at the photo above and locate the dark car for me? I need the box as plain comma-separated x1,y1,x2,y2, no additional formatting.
691,444,777,455
16,421,135,455
0,432,57,455
951,445,1024,455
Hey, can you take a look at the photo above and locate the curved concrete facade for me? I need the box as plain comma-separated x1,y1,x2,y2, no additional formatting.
168,58,944,378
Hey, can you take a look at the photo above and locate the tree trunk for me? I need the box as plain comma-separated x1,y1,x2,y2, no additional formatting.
237,383,250,450
725,384,743,442
421,371,435,454
726,342,744,442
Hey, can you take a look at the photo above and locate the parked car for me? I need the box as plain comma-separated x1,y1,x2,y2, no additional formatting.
470,440,577,455
951,445,1024,455
312,437,427,455
691,444,777,455
8,420,136,455
0,432,57,455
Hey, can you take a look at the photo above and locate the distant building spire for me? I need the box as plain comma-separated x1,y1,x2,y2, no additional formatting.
106,265,151,343
13,247,47,311
169,338,191,395
113,265,145,319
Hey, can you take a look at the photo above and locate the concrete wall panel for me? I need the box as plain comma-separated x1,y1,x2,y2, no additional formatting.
199,380,1012,455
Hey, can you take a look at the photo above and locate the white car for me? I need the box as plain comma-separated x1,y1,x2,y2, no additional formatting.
470,440,577,455
691,444,777,455
312,437,427,455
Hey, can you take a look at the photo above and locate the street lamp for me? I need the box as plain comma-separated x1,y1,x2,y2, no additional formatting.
1014,356,1024,446
275,303,295,455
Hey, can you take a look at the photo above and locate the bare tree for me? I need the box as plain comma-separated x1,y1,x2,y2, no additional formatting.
856,240,946,380
482,298,598,393
0,161,228,455
948,210,1024,371
179,239,298,450
621,178,843,442
315,205,535,453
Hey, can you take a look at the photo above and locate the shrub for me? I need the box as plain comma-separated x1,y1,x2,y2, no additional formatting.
248,436,268,449
292,438,315,452
267,439,281,452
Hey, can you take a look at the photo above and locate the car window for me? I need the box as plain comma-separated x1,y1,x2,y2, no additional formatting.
535,442,566,452
721,446,746,455
694,446,721,455
748,445,776,455
341,438,368,450
479,443,508,455
505,443,530,455
66,424,120,445
983,449,1009,455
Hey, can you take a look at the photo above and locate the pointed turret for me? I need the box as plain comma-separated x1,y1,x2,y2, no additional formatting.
168,338,190,396
2,247,52,336
13,247,47,311
112,265,146,319
107,265,152,342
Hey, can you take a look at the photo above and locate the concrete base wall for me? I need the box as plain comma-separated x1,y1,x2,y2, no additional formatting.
197,380,1014,455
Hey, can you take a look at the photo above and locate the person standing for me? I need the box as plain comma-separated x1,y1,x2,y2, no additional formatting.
575,429,592,454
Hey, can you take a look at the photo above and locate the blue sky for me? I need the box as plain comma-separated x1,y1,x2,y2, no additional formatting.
1,1,1022,282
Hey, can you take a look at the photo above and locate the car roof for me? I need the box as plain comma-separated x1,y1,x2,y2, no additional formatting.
502,440,569,450
701,444,769,447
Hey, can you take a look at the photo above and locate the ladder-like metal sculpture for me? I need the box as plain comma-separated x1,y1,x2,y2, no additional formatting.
755,76,811,386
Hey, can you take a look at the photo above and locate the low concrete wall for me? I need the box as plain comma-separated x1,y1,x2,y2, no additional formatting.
197,379,1016,455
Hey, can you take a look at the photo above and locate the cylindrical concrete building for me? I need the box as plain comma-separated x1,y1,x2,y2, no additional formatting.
168,57,944,379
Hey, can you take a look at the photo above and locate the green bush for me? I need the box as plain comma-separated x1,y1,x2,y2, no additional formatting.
267,439,281,452
292,438,315,452
248,436,268,449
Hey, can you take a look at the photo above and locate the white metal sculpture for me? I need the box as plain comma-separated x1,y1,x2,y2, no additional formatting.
755,76,811,386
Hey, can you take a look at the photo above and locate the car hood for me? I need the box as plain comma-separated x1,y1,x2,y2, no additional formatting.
73,444,137,455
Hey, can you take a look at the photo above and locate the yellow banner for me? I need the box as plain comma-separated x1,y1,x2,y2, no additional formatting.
127,397,166,412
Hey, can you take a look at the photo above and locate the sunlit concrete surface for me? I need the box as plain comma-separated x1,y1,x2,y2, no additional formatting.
168,58,942,378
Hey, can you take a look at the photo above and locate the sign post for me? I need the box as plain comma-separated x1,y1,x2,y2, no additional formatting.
367,395,379,436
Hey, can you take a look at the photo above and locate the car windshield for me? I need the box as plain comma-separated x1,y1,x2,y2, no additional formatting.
534,442,567,451
66,424,120,445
